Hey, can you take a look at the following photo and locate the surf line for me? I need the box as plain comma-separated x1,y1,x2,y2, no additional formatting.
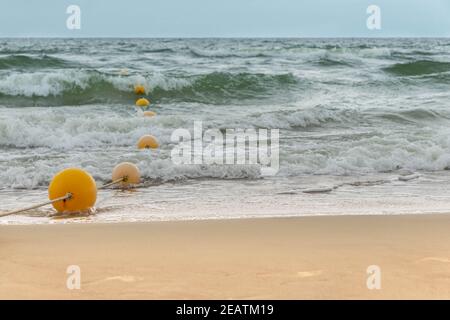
0,162,141,219
298,173,420,194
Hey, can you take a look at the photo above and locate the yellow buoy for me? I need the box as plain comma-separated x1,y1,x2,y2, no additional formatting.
134,85,146,95
112,162,141,188
137,135,159,149
48,168,97,213
143,111,156,117
136,98,150,107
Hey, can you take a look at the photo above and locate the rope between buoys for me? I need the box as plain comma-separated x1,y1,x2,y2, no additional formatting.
98,177,126,190
0,193,72,218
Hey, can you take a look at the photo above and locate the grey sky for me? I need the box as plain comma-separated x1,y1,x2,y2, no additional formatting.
0,0,449,37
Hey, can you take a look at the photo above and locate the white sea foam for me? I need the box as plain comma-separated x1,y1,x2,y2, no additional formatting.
2,101,450,190
0,71,89,96
0,70,195,98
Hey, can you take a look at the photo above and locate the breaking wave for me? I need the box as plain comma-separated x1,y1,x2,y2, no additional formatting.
384,60,450,76
0,55,73,70
0,71,299,106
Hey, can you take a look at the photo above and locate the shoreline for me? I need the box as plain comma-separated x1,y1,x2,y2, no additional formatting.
2,210,450,224
2,209,450,226
1,214,450,299
4,170,450,225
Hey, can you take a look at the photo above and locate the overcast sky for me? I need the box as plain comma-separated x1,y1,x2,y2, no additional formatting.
0,0,449,37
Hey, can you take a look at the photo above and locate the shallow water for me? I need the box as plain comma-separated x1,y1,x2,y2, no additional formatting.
2,171,450,225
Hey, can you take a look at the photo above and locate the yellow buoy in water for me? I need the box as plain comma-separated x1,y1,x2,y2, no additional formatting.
134,85,146,95
112,162,141,188
48,168,97,213
136,98,150,107
143,111,156,117
137,135,159,149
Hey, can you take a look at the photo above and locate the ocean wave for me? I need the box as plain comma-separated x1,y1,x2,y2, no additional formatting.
383,60,450,76
280,130,450,176
245,105,444,130
391,50,438,58
0,48,60,55
0,104,350,150
150,72,298,104
2,104,450,189
4,126,450,189
243,106,362,129
1,102,445,150
137,160,262,183
0,155,262,189
0,105,173,149
138,48,176,54
0,70,135,105
370,108,447,124
189,47,268,58
0,70,299,106
0,144,256,192
314,56,354,67
0,55,73,70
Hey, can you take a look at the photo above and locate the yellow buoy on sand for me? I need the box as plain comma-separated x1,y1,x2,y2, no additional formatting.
136,98,150,107
112,162,141,188
137,135,159,149
48,168,97,213
143,110,156,117
134,85,146,95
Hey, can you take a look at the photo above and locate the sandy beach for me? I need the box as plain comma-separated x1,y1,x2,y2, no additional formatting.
0,214,449,299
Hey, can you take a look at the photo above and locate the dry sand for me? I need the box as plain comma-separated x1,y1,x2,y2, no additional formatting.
0,214,449,299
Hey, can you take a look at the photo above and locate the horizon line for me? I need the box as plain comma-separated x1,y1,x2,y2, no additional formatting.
1,36,450,39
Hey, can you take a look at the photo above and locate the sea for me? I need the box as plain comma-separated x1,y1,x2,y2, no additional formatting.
2,38,450,224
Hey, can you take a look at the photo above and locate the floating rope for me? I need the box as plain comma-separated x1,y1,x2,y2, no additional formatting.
98,177,126,190
0,193,72,218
